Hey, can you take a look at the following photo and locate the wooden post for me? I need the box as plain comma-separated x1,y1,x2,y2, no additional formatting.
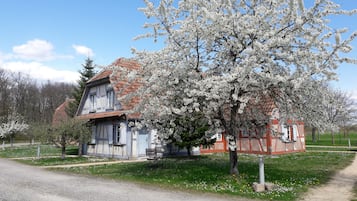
2,141,5,150
37,145,40,159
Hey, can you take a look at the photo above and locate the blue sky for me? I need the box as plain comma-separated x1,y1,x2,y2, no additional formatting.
0,0,356,98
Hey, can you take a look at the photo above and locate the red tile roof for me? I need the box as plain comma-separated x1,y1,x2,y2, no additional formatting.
87,70,112,83
52,98,74,126
109,58,142,111
87,58,141,84
80,58,143,120
108,58,141,70
248,96,277,116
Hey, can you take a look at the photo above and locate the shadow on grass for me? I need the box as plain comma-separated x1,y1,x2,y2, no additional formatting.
65,147,79,155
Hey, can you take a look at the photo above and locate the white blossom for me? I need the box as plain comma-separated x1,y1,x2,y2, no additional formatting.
0,114,28,138
113,0,356,165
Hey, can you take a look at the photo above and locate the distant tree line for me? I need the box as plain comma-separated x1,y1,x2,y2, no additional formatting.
0,68,75,127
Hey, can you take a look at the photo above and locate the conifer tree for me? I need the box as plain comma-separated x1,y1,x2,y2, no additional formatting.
67,57,96,117
66,57,95,156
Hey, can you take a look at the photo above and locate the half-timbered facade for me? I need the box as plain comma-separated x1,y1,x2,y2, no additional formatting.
76,58,158,159
201,99,306,155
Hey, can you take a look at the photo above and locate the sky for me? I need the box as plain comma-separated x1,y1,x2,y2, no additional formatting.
0,0,356,98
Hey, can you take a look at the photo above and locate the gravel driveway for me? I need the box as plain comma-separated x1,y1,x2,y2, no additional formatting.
0,158,255,201
301,153,357,201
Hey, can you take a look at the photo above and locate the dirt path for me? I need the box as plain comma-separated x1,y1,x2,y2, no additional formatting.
301,153,357,201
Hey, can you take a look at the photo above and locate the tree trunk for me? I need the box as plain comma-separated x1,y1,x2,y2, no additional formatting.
229,149,239,175
61,134,66,159
312,127,317,143
61,146,66,159
78,140,83,157
10,135,14,147
186,146,191,157
228,135,239,175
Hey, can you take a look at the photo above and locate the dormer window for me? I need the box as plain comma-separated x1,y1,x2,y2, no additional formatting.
107,89,114,110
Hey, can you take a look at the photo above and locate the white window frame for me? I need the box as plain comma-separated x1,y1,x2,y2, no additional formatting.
113,123,126,145
281,124,290,142
292,125,298,142
281,124,299,142
89,93,96,113
106,89,114,110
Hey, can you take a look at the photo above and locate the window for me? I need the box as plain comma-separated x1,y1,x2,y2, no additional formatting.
113,124,120,144
281,124,298,142
113,123,126,145
216,133,222,141
281,124,290,142
89,94,96,112
292,125,298,141
107,90,114,110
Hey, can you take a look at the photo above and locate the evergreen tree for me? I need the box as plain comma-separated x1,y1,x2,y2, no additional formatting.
66,57,96,117
66,57,95,156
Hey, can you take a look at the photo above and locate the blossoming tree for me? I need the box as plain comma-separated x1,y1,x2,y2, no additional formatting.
0,113,28,147
114,0,357,175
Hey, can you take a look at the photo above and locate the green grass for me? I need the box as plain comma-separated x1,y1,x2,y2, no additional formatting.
306,146,357,152
0,145,78,158
305,132,357,147
17,156,91,166
57,152,354,201
0,144,112,166
1,144,355,200
15,156,113,166
352,182,357,201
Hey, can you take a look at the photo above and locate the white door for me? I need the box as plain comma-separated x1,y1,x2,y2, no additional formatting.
137,129,149,156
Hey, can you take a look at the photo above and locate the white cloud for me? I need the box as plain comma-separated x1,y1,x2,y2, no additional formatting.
2,61,79,83
0,52,4,66
12,39,56,61
350,89,357,101
72,45,94,57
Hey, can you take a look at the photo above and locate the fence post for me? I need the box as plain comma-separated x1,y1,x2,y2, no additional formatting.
2,141,4,150
37,145,40,159
348,138,351,148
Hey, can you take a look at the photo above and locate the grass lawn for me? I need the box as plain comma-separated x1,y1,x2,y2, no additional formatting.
1,144,355,200
0,145,78,158
305,132,357,147
0,145,114,166
353,182,357,201
17,156,92,166
0,144,78,158
306,146,357,152
56,152,354,201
